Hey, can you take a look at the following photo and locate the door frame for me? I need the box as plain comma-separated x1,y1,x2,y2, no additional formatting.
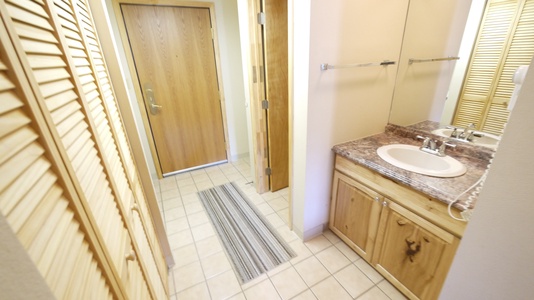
243,0,292,228
112,0,230,178
246,0,270,193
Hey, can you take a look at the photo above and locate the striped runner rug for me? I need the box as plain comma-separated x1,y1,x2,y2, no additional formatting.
198,182,296,283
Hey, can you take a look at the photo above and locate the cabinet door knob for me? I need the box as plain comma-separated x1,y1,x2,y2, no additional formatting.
382,200,388,207
374,196,380,202
131,204,139,213
125,250,136,261
397,220,407,226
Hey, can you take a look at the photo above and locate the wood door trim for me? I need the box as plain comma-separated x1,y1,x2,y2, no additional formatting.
112,0,230,178
247,0,270,193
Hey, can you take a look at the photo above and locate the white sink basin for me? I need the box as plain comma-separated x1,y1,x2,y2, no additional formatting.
377,144,466,177
431,128,500,149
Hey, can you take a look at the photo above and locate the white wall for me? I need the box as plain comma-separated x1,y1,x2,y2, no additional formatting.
290,0,409,239
0,214,55,299
440,57,534,299
102,0,249,174
236,0,256,174
289,0,311,239
388,0,472,126
203,0,250,161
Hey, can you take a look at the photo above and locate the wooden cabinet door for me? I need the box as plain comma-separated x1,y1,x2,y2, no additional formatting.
372,201,460,300
329,171,383,262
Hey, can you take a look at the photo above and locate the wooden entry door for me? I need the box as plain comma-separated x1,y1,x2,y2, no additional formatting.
121,4,227,175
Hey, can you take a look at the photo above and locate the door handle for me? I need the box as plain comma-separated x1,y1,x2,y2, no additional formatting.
150,103,162,110
144,84,162,115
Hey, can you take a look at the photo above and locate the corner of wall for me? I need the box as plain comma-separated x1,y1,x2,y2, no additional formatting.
440,56,534,300
289,0,312,238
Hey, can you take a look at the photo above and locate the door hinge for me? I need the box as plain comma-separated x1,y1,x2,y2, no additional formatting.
261,99,269,109
257,12,265,25
265,167,272,175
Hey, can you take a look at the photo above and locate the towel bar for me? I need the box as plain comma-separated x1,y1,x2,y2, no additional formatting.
320,60,395,70
408,56,460,64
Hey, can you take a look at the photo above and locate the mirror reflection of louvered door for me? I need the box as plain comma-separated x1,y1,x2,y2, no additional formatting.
0,0,169,298
453,0,534,135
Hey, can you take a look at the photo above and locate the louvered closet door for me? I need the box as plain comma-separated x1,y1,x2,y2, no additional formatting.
1,0,168,299
4,0,134,283
453,0,534,135
0,17,115,300
51,1,167,298
68,1,168,295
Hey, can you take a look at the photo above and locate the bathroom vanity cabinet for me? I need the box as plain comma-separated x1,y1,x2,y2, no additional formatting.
330,155,467,300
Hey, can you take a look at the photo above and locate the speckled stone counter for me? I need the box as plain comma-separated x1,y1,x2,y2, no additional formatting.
332,123,493,210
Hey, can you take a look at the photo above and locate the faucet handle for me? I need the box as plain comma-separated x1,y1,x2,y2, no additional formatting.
451,128,459,138
444,126,460,138
438,141,456,156
416,135,429,142
416,135,430,148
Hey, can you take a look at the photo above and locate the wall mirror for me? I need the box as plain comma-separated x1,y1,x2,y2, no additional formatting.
388,0,534,151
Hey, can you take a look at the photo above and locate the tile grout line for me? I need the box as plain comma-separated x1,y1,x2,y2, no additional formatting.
161,159,403,300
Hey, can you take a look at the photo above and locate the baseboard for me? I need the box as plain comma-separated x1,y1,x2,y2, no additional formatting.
292,223,327,242
230,152,249,162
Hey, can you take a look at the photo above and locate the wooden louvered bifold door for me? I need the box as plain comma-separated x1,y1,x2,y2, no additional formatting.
453,0,534,135
0,0,169,298
0,15,116,300
71,0,167,289
51,0,168,298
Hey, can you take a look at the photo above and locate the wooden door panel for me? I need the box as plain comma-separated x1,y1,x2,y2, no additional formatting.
264,0,288,191
248,0,269,193
377,211,446,293
121,5,227,174
334,180,373,250
373,201,457,299
331,173,382,261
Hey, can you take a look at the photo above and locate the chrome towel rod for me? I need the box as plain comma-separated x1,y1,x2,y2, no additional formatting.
409,56,460,64
320,60,395,70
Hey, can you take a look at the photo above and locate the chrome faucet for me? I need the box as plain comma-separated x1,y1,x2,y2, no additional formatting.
447,123,483,142
416,135,456,157
458,123,475,140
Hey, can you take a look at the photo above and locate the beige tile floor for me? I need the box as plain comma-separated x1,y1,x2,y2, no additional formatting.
156,158,407,300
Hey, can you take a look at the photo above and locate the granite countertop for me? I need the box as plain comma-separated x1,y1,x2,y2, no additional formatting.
332,123,492,210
